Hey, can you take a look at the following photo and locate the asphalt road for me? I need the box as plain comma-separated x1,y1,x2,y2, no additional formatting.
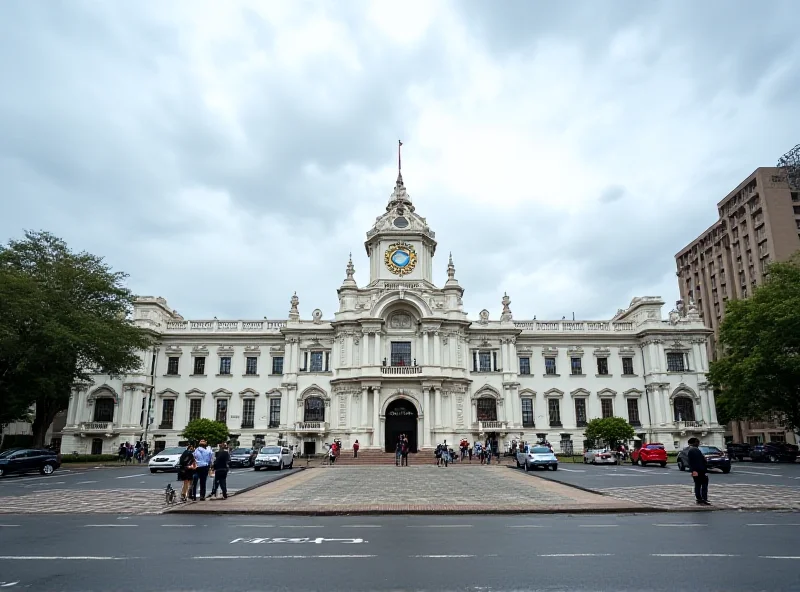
0,512,798,591
528,459,800,491
0,464,304,497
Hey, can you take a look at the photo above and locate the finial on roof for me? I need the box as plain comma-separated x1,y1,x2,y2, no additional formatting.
501,292,513,322
346,252,355,281
447,252,455,280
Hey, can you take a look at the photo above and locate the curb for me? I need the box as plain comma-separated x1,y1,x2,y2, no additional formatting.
165,506,668,516
506,465,612,497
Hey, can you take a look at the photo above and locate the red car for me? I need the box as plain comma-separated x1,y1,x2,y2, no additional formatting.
631,443,668,467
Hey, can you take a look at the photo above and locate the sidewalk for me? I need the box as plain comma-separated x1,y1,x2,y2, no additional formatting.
170,465,644,515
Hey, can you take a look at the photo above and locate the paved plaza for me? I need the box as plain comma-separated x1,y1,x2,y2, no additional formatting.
0,489,166,515
599,483,800,510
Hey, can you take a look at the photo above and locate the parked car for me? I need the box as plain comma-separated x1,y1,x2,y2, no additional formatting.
631,443,668,467
148,447,186,473
677,445,731,473
229,448,256,468
516,445,558,471
0,448,61,477
726,443,751,461
749,442,799,463
584,449,619,465
254,445,294,470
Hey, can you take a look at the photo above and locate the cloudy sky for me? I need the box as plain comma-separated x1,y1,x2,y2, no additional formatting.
2,1,798,323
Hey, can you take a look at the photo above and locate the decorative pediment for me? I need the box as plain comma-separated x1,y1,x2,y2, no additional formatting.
264,388,282,398
541,346,558,357
157,388,179,398
518,388,537,397
217,345,235,355
185,388,207,397
622,388,644,398
191,345,208,356
212,388,233,397
87,385,119,403
597,388,618,397
299,384,329,401
567,346,584,357
472,384,502,400
668,340,690,351
593,347,611,358
618,346,636,356
570,388,590,398
670,383,699,401
165,345,183,356
544,388,564,399
244,345,261,356
517,345,532,353
238,387,260,397
270,345,285,354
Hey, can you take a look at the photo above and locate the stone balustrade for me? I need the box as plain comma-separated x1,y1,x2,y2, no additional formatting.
165,320,288,332
512,320,636,332
381,365,422,376
295,421,329,433
79,422,111,431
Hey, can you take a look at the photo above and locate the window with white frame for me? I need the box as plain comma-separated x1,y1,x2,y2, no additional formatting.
167,357,179,375
269,398,281,428
570,357,582,375
391,342,412,366
160,399,175,428
666,352,686,372
309,351,324,372
545,357,557,375
622,357,635,375
548,399,562,426
519,357,531,375
574,398,587,427
193,356,206,375
189,399,202,422
219,356,232,375
601,398,613,418
215,398,228,423
597,357,609,375
245,357,258,375
521,398,534,427
241,399,255,428
673,396,695,422
478,352,491,372
627,398,640,425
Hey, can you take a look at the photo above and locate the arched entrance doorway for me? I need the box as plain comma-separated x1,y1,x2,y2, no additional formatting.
384,398,418,453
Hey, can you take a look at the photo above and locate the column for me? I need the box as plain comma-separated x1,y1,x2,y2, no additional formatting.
374,331,381,366
656,341,666,373
372,387,380,447
362,331,370,367
707,387,719,424
660,385,671,425
649,386,663,426
433,332,441,366
434,387,443,428
508,386,518,426
422,388,431,447
287,388,296,427
422,331,429,366
67,391,78,426
361,387,368,427
699,341,709,372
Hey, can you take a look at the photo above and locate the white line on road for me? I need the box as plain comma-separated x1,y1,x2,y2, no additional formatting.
735,470,784,477
341,525,382,528
507,525,548,528
83,524,138,528
231,525,276,528
407,525,473,528
412,555,475,558
652,554,739,557
0,525,20,528
274,525,324,528
746,524,800,527
538,554,614,557
195,555,376,559
652,524,707,527
556,468,586,472
76,481,98,485
759,556,800,560
0,556,134,561
579,525,618,528
116,474,149,479
160,524,195,527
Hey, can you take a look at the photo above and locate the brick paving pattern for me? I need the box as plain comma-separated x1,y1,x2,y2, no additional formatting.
0,489,169,515
599,484,800,510
173,466,637,515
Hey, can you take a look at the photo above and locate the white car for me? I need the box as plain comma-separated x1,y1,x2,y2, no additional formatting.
148,447,186,473
516,445,558,471
254,445,294,471
583,449,619,465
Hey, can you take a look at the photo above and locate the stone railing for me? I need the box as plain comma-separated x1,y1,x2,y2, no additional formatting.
165,320,288,332
79,422,111,432
513,321,636,332
294,421,329,433
383,282,423,290
381,365,422,375
477,420,507,432
674,420,704,429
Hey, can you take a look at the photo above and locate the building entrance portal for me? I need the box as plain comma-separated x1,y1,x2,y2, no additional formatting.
384,398,418,453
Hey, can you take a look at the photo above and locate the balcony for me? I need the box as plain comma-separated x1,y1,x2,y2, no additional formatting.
78,422,116,436
381,365,422,376
294,421,329,434
240,422,254,429
673,420,705,431
477,420,508,432
158,422,174,430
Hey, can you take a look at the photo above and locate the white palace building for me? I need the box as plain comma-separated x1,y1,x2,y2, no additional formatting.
61,171,724,456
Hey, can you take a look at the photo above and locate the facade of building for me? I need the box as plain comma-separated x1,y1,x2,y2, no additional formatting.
61,172,724,456
675,166,800,445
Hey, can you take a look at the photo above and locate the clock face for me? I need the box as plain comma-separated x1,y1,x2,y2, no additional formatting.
385,242,417,276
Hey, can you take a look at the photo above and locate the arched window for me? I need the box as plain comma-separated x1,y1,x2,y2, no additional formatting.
673,396,695,422
93,397,115,422
476,397,497,421
304,397,325,422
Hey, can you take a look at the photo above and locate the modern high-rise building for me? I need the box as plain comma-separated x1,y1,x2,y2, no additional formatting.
675,166,800,445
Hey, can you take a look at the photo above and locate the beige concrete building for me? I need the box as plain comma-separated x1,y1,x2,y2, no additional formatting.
675,167,800,445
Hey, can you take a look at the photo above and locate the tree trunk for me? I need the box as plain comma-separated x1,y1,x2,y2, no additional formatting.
31,396,59,448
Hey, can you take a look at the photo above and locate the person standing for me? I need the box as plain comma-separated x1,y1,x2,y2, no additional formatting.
211,443,230,500
395,437,402,467
687,437,710,505
177,444,196,502
401,436,410,466
191,439,213,501
353,440,360,459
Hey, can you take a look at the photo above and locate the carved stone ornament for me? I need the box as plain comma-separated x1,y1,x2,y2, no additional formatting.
312,309,323,324
442,335,449,345
668,309,680,325
479,309,490,324
390,313,413,329
192,345,208,353
217,345,234,354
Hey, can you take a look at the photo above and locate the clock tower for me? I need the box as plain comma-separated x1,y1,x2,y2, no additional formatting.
364,170,437,287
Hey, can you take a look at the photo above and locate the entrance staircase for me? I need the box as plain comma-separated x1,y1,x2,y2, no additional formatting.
312,449,516,467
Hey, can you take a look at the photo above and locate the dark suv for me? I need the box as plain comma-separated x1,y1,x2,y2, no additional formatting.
726,443,751,461
750,443,799,463
0,448,61,477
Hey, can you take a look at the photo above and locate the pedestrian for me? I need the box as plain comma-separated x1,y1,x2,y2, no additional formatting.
686,437,710,505
118,443,126,464
191,439,213,501
468,446,473,462
395,437,402,466
211,442,230,500
353,440,360,459
177,443,196,502
401,437,410,466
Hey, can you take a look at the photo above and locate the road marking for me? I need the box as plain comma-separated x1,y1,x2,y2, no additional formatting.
759,556,800,560
195,555,376,559
579,525,618,528
274,525,323,528
76,481,98,485
653,524,706,527
746,524,800,527
0,556,134,561
230,537,365,544
161,524,195,527
83,524,138,528
508,525,548,528
556,468,586,473
407,525,472,528
0,582,20,587
116,473,149,479
341,525,382,528
652,554,739,558
538,554,613,557
412,555,475,558
735,470,783,477
232,525,276,528
0,525,20,528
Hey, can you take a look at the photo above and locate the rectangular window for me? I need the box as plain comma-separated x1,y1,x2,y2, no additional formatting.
601,398,613,418
472,351,478,372
666,352,685,372
241,399,255,428
627,398,641,426
167,357,179,375
769,432,786,443
519,357,530,375
622,357,634,375
309,351,324,372
189,399,202,422
391,342,412,366
597,357,609,375
245,357,258,375
479,352,491,372
193,356,206,375
570,357,582,375
219,356,232,375
521,398,534,427
574,398,587,427
216,399,228,423
545,357,557,375
272,356,284,375
548,399,562,426
269,398,281,428
160,399,174,428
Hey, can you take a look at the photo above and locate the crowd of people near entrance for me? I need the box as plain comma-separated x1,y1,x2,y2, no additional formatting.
434,437,511,466
118,440,148,464
176,439,231,503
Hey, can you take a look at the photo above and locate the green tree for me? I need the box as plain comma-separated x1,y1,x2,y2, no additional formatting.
583,417,636,450
181,418,230,446
0,231,154,446
708,254,800,430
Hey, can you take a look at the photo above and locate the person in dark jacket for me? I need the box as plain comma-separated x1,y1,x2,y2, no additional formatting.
210,442,230,500
686,437,710,505
177,444,196,502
